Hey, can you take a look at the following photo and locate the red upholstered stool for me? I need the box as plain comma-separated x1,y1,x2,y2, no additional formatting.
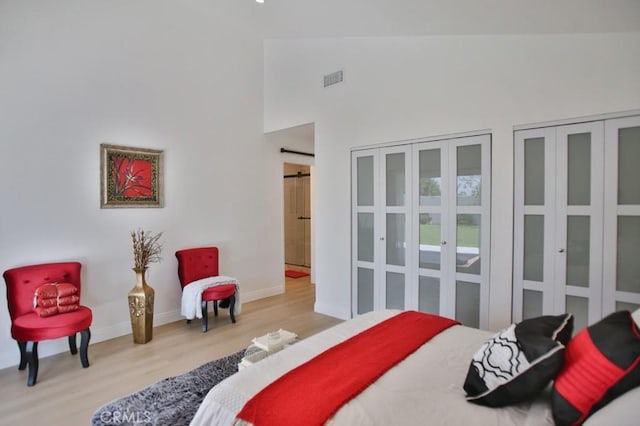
201,284,236,333
175,247,239,333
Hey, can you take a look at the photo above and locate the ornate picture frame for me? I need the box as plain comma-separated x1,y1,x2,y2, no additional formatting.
100,144,164,208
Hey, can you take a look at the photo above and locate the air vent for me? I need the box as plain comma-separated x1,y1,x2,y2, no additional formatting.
323,70,343,87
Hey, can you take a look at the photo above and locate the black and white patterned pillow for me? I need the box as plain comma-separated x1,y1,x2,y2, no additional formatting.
464,314,573,407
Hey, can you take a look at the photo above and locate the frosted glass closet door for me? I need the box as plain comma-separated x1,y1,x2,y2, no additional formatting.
381,146,411,310
554,122,604,333
351,146,412,315
452,139,491,329
413,135,490,328
414,142,446,316
514,122,604,332
603,116,640,315
514,128,556,322
352,150,378,315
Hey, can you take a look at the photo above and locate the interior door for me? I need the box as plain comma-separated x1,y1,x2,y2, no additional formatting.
513,127,556,322
284,165,311,267
414,141,447,316
352,149,378,314
603,115,640,315
514,122,605,332
412,134,491,328
554,122,604,332
452,138,491,329
351,146,412,314
380,146,412,311
352,134,490,326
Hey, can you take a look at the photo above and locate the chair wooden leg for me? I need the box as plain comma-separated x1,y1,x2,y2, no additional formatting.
17,341,27,371
186,319,192,324
68,334,78,355
201,300,209,333
25,341,39,387
213,300,219,317
80,328,91,368
229,294,236,323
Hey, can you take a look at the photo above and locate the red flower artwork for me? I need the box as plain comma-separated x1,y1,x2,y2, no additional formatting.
101,144,163,208
111,157,153,197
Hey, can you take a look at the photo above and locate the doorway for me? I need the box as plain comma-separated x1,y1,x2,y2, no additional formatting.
283,163,311,268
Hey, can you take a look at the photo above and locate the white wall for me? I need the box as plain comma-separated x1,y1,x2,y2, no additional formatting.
264,33,640,327
0,1,284,369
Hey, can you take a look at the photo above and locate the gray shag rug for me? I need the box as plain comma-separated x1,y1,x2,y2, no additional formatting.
91,350,244,426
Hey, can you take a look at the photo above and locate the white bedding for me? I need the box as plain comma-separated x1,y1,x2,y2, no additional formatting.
180,275,241,320
191,310,555,425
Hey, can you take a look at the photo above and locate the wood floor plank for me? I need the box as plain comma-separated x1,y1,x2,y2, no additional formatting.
0,277,342,425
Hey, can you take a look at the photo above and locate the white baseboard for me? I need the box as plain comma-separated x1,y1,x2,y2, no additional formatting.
0,309,184,370
0,351,18,371
0,288,288,370
242,285,284,303
89,309,183,345
314,301,351,320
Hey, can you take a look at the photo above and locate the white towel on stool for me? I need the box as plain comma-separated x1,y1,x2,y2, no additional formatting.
180,275,241,320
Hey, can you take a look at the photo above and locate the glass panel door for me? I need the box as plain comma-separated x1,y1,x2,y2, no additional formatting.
413,135,490,328
513,127,556,322
382,147,411,310
284,164,311,267
352,150,378,315
516,113,639,327
603,116,640,315
352,133,490,325
415,143,445,317
351,146,412,316
453,139,490,328
418,148,443,272
555,122,603,328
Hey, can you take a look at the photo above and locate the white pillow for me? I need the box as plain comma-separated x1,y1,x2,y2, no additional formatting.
633,308,640,327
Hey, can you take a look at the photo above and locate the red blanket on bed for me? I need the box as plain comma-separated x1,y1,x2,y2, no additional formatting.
236,310,459,426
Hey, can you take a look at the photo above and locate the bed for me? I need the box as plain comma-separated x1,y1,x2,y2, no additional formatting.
191,309,640,426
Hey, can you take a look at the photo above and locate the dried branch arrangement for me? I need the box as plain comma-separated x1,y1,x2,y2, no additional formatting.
131,229,163,270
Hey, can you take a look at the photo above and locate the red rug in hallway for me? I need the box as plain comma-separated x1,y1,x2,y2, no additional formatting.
285,270,309,278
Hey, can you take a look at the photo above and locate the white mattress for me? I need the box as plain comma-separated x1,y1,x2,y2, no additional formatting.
191,310,555,425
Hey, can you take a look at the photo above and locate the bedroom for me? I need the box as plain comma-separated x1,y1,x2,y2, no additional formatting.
1,0,639,424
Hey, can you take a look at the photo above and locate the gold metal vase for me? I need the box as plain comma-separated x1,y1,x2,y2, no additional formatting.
128,268,155,344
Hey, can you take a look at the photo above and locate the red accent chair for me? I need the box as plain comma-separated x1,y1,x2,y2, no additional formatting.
175,247,236,333
3,262,92,386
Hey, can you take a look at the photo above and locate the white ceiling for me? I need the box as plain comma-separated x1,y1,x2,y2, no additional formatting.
254,0,640,38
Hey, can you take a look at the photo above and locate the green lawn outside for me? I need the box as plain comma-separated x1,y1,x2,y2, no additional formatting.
419,223,480,247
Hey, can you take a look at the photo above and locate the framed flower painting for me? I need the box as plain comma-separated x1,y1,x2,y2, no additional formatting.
100,144,164,208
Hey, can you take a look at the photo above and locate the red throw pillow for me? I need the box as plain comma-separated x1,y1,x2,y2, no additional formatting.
56,282,78,297
34,283,58,299
33,283,80,317
36,298,58,308
58,304,79,314
57,295,79,306
552,310,640,425
35,306,59,317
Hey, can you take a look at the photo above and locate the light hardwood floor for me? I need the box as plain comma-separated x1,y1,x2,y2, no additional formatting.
0,276,342,425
